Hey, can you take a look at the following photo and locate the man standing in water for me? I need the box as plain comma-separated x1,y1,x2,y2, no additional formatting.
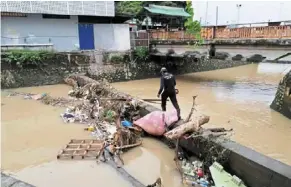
157,67,181,120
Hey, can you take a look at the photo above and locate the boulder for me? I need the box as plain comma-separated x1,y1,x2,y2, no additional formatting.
247,54,266,62
270,70,291,119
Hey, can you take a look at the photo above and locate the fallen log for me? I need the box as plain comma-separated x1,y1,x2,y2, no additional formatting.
164,112,210,140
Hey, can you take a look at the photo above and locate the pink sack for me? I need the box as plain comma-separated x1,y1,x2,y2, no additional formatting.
133,110,178,136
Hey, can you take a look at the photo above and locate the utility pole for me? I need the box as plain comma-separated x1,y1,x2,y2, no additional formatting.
216,6,219,26
236,4,242,26
214,6,218,39
204,1,208,26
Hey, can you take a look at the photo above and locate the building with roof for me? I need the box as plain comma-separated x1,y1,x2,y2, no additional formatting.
138,4,190,30
1,1,132,51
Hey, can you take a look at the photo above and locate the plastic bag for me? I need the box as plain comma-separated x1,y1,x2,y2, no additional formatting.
133,110,178,136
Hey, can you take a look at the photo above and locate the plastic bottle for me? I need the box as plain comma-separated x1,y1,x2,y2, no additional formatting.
182,159,186,168
84,126,95,132
197,168,204,177
198,178,209,187
183,179,198,186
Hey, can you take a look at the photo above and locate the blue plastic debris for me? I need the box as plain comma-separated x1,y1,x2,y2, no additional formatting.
121,120,132,127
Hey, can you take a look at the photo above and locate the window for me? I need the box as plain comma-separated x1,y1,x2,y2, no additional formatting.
1,12,27,17
42,14,70,19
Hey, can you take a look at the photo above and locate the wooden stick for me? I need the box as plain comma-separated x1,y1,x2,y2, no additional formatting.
115,140,142,150
184,95,198,123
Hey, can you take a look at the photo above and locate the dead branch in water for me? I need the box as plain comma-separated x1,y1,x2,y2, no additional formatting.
185,95,198,123
164,113,210,140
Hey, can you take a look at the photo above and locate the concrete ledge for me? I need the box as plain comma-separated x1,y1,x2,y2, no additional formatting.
151,38,291,47
1,173,35,187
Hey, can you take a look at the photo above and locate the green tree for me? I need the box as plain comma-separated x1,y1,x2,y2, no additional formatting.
115,1,186,16
115,1,143,15
184,1,201,37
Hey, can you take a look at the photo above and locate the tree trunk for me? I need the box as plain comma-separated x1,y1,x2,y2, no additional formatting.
164,112,210,140
66,75,98,87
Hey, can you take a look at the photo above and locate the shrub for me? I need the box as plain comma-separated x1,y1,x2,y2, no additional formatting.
133,46,149,61
2,49,54,68
102,52,110,63
110,55,124,64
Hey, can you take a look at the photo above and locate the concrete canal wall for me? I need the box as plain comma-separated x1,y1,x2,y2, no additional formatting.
1,51,91,89
1,50,256,89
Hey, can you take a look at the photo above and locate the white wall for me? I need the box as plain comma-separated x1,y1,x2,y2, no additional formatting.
93,24,130,51
1,14,79,51
192,1,291,26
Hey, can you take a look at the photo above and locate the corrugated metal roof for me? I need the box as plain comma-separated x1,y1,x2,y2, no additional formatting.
144,4,190,17
0,1,114,17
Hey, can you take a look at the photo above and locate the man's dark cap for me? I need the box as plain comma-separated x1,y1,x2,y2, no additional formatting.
160,67,167,72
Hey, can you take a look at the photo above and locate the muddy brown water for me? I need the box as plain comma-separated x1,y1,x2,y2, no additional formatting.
1,63,291,187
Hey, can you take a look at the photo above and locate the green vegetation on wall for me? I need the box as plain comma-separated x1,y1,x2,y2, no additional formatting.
110,55,124,64
2,50,54,68
133,46,149,62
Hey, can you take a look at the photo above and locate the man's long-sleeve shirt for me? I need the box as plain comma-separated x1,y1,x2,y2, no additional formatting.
158,72,176,95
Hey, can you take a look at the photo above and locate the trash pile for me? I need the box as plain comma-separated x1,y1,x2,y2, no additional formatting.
62,75,145,162
177,157,246,187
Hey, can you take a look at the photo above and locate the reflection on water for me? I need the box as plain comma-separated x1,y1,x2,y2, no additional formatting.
257,63,291,74
200,81,277,104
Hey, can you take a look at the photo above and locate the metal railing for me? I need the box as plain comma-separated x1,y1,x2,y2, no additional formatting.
150,31,196,40
130,31,150,49
203,25,291,39
148,26,291,40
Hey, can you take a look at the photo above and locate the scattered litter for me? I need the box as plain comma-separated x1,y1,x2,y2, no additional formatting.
60,111,88,123
32,93,47,100
24,95,32,100
179,159,212,187
121,120,132,127
7,92,47,100
84,126,95,132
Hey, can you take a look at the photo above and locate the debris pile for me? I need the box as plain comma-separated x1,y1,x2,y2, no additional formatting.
62,75,145,166
5,75,245,187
